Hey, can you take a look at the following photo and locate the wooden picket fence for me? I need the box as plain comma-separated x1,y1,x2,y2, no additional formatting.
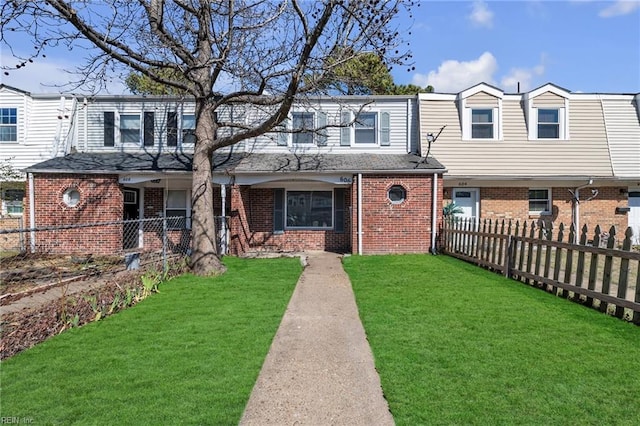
441,218,640,324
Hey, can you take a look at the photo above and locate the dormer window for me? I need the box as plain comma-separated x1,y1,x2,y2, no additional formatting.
525,84,570,140
457,84,504,141
471,109,494,139
537,109,559,139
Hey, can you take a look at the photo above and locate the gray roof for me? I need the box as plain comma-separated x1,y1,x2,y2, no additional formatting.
25,152,445,175
232,153,445,173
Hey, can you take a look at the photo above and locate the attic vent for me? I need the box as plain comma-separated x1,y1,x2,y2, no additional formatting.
124,190,137,205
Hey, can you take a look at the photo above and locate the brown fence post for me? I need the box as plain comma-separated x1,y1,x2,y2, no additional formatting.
600,226,616,313
563,223,576,298
543,222,553,292
586,224,601,308
574,224,589,299
553,223,565,296
615,227,632,319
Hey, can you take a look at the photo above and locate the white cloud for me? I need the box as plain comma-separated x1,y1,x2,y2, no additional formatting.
412,52,498,92
1,53,77,93
468,1,494,28
599,0,640,17
500,58,546,92
1,52,127,94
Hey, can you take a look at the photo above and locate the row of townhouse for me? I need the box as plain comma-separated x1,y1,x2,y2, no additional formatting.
1,82,639,256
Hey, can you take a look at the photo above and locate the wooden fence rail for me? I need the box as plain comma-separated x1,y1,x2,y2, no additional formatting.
441,218,640,324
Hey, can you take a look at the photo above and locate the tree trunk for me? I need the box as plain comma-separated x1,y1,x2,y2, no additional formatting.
190,100,226,276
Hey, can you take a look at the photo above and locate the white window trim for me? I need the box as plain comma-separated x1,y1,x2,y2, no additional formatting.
290,111,316,146
351,110,380,146
530,107,567,140
529,188,552,215
180,112,196,146
117,112,143,146
284,189,334,230
526,97,570,141
460,100,502,141
165,189,192,229
0,107,19,144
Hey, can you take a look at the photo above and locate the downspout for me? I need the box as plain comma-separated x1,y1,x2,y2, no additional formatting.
357,173,363,255
221,184,227,254
431,173,438,254
83,98,88,152
28,173,35,253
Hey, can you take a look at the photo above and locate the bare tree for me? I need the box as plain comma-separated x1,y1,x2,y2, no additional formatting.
1,0,415,275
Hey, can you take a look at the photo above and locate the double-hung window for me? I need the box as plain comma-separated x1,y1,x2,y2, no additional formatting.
471,109,494,139
354,112,377,144
0,108,17,142
166,189,191,229
182,114,196,144
120,114,140,143
286,191,333,228
529,188,551,215
2,189,24,215
537,109,560,139
292,112,315,145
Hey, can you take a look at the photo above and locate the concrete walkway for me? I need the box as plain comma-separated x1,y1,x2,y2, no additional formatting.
240,251,394,425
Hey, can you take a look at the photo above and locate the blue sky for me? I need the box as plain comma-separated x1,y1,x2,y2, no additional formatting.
1,0,639,94
393,0,640,93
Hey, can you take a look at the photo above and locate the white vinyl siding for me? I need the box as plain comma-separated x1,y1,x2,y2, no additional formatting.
0,87,75,172
245,97,414,154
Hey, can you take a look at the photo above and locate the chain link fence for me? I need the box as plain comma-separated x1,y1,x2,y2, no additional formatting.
1,216,229,295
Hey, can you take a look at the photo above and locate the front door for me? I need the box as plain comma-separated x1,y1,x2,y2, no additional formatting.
123,188,140,250
629,191,640,245
453,188,479,224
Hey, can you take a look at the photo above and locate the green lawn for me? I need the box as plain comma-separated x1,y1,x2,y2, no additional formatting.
0,257,301,425
344,254,640,426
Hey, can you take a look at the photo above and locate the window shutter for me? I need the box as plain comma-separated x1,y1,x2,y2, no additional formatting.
334,188,346,233
143,112,154,146
380,111,390,146
103,112,115,147
273,188,285,233
167,112,177,146
316,111,328,146
340,111,351,146
276,118,289,146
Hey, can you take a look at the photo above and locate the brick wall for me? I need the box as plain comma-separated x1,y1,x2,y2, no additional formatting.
354,174,442,254
452,186,629,232
230,185,351,255
29,173,123,255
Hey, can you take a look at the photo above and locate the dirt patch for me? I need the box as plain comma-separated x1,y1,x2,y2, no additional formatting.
1,253,123,296
0,259,189,360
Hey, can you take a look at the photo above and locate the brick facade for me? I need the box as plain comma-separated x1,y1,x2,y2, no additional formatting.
445,185,629,232
229,185,351,255
30,174,123,254
354,174,443,255
28,173,445,256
